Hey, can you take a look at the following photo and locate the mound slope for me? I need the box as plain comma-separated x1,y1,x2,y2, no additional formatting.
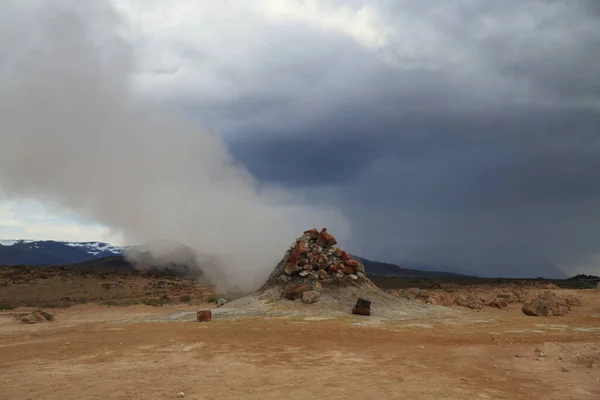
217,229,460,320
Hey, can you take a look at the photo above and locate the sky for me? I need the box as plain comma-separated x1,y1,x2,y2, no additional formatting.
1,0,599,279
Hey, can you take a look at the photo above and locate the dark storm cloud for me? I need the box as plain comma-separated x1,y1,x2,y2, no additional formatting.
214,0,600,277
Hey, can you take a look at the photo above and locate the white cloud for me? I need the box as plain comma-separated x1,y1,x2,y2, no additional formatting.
0,200,123,244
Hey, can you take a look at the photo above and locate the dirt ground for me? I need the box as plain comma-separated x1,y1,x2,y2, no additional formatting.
1,289,599,400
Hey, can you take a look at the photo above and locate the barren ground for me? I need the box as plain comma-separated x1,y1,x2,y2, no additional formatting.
1,287,599,400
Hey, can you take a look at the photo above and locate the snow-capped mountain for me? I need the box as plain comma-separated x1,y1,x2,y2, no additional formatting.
0,240,123,266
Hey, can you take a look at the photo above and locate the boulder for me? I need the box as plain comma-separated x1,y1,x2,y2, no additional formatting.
21,313,40,324
20,310,54,324
352,298,371,316
522,298,550,316
522,295,570,316
302,290,320,304
196,310,212,322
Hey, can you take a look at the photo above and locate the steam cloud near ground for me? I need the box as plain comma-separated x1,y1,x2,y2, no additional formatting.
0,0,349,291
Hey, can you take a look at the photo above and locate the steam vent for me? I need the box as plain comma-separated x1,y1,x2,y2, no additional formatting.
218,228,456,320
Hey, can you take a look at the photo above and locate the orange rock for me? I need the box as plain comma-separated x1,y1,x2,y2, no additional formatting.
317,228,337,248
317,270,328,280
340,250,350,262
344,259,360,268
285,249,300,268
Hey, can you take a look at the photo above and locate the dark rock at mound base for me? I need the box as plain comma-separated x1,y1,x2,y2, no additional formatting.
352,298,371,316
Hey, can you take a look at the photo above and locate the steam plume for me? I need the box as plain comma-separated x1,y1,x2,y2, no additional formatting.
0,0,349,290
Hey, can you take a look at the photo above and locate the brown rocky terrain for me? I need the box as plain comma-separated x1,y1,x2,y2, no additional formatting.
0,288,599,400
0,265,217,309
1,230,599,399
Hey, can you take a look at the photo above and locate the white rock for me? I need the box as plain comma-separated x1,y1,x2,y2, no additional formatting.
349,274,358,280
176,392,186,398
299,270,310,277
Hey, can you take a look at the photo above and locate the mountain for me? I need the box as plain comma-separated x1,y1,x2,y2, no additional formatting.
0,239,474,278
0,240,123,266
352,256,476,278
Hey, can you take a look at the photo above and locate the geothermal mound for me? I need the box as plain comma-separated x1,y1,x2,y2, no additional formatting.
263,228,371,290
215,229,459,320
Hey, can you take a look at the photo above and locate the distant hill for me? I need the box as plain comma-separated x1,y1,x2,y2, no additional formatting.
353,256,477,278
0,240,122,266
1,239,475,279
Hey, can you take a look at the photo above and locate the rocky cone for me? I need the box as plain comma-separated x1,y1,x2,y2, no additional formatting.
267,228,369,305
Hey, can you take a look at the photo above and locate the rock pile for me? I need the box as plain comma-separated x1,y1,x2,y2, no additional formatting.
268,228,366,284
389,287,582,315
262,228,370,306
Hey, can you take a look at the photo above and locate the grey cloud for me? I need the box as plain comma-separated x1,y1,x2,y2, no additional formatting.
211,1,600,277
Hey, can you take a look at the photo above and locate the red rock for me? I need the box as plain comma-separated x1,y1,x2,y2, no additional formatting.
303,264,313,270
342,266,354,275
285,249,300,268
297,241,309,255
334,248,344,257
344,259,360,268
317,270,328,280
196,310,212,322
340,250,350,262
317,228,337,248
303,228,320,239
283,284,310,301
329,263,342,273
